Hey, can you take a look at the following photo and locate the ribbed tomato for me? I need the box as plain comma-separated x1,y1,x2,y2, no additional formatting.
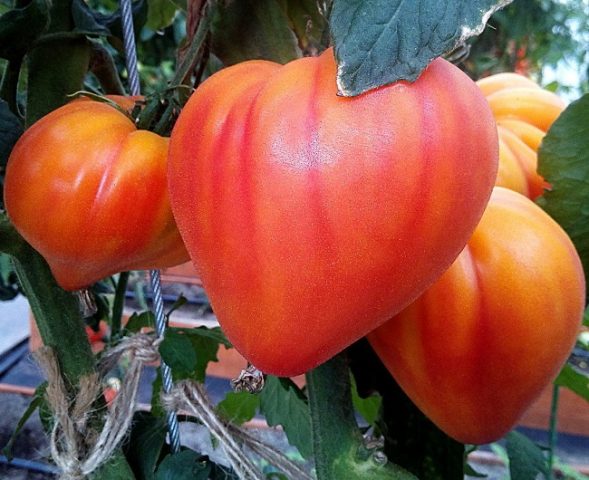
168,48,498,376
477,73,566,199
4,100,189,290
368,187,585,444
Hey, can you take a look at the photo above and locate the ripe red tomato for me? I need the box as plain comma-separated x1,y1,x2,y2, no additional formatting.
168,49,499,376
4,100,189,290
368,187,585,444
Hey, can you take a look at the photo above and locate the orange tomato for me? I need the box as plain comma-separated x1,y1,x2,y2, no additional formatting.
4,100,189,290
477,73,566,199
368,187,585,444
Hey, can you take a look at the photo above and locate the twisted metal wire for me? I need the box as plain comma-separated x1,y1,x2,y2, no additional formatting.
150,269,181,453
120,0,140,96
119,0,181,453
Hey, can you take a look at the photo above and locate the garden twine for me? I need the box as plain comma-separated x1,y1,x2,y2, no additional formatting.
34,333,159,479
35,332,311,480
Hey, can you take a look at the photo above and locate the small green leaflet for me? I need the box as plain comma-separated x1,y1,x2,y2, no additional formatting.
146,0,178,31
91,451,137,480
538,93,589,304
122,411,168,480
350,374,381,426
217,391,260,425
259,376,313,459
1,384,47,460
330,0,513,96
505,431,549,480
555,364,589,403
159,327,231,382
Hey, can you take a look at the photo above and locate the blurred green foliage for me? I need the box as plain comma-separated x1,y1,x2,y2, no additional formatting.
463,0,589,96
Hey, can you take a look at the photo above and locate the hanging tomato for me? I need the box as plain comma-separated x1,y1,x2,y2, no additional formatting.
168,48,499,376
368,187,585,444
4,100,189,290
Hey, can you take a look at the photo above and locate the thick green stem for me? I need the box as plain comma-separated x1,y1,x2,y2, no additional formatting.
0,214,95,387
348,339,464,480
306,355,360,480
111,271,130,342
547,384,560,479
171,5,212,87
24,0,90,125
306,354,416,480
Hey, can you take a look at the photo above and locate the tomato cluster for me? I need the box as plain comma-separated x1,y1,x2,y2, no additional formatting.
4,53,584,445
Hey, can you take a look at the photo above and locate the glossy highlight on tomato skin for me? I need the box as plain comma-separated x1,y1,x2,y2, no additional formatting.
4,100,189,290
168,48,499,377
368,187,585,445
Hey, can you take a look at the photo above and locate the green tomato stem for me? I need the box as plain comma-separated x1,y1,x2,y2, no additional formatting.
547,383,560,479
305,354,416,480
110,271,130,343
0,213,95,388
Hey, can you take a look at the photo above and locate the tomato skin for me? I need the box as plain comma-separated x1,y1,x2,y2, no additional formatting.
368,187,585,444
4,100,189,290
477,74,566,199
168,48,498,376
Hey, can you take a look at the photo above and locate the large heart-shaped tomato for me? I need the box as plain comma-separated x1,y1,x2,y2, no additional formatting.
368,187,585,444
168,49,498,376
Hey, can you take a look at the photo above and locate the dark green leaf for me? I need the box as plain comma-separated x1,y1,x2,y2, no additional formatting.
210,0,301,65
505,431,549,480
217,391,260,425
173,326,231,348
329,0,513,96
159,329,198,379
537,93,589,300
583,307,589,327
92,451,137,480
160,327,229,382
123,411,167,480
146,0,178,31
0,99,23,168
1,384,46,460
259,376,312,458
555,364,589,403
125,311,155,333
155,450,211,480
72,0,111,36
0,0,50,60
350,374,381,426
